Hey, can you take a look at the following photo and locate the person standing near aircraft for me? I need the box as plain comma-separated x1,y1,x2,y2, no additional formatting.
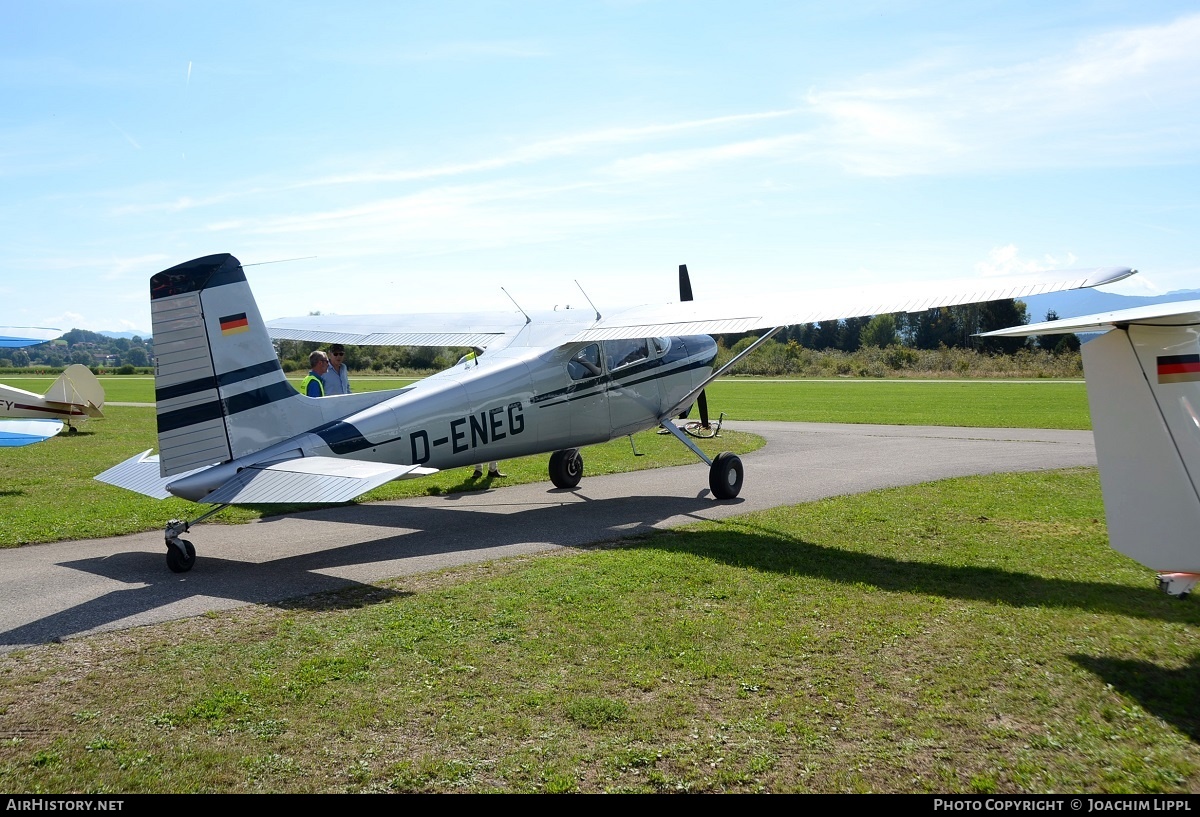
322,344,350,395
300,350,329,397
472,461,506,479
456,347,506,478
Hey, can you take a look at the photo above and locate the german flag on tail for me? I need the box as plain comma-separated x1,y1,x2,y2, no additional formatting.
1157,354,1200,384
219,312,249,336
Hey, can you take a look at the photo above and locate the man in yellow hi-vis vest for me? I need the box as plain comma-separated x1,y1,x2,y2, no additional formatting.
300,350,329,397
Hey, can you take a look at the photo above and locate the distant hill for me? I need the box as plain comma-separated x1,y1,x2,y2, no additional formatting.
99,330,150,340
1021,288,1200,324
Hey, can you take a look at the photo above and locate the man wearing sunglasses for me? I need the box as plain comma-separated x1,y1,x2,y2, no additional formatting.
322,344,351,395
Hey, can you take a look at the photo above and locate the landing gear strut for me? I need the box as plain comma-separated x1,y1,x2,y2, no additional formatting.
162,505,229,573
657,418,744,500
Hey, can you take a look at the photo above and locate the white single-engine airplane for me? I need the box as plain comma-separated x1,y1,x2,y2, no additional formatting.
0,326,104,446
0,364,106,446
96,253,1133,573
984,299,1200,599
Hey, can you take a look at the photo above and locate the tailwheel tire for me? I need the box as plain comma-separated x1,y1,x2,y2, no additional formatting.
709,452,743,500
166,539,196,573
549,448,584,489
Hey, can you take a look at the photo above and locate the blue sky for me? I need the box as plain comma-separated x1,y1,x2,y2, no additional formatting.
2,1,1197,335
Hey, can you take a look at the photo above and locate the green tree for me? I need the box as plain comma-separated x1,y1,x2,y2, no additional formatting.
859,314,898,348
126,346,149,367
976,299,1029,354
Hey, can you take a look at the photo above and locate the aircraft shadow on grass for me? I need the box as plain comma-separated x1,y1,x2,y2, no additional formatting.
2,490,1197,651
1069,654,1200,743
0,492,720,650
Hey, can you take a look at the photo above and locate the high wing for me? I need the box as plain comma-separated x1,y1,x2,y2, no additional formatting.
266,267,1134,346
267,310,534,349
0,326,63,348
575,267,1135,342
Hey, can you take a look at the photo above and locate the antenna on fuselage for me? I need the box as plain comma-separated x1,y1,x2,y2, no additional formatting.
501,287,532,324
574,280,602,321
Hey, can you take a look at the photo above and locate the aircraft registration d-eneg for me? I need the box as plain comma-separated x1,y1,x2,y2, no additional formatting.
97,253,1134,574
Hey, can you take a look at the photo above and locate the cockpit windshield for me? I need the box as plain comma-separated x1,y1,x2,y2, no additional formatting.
568,343,602,380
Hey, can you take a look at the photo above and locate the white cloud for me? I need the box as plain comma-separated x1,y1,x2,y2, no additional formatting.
804,13,1200,176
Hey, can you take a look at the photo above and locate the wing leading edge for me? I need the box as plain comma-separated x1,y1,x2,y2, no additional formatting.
266,267,1135,346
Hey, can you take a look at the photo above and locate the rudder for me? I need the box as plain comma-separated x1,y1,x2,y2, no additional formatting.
150,254,324,476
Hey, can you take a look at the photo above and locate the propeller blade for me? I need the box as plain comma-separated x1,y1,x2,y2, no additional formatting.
676,264,710,428
679,264,694,302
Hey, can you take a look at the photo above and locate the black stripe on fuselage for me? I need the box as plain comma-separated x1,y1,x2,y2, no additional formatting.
312,419,404,455
533,354,713,410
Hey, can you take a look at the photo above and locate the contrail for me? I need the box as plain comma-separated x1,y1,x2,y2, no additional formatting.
186,61,192,85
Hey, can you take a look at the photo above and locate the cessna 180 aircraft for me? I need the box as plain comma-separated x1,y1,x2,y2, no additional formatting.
96,253,1134,573
984,299,1200,599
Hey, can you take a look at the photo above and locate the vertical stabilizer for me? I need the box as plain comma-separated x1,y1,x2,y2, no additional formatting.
150,254,325,476
1084,325,1200,575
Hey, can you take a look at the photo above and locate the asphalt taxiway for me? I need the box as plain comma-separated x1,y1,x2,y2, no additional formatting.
0,421,1097,651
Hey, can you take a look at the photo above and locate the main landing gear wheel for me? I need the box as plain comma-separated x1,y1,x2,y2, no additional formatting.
709,452,743,500
549,448,583,489
166,539,196,573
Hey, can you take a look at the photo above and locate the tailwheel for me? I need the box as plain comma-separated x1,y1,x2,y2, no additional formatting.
166,539,196,573
549,448,583,489
709,452,743,500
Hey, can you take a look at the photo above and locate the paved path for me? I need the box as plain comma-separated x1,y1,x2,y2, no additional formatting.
0,421,1096,652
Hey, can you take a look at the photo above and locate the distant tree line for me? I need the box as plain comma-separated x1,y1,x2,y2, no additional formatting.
2,299,1080,379
717,299,1079,356
0,329,152,371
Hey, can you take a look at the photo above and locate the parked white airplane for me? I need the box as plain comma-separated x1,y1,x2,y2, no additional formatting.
984,299,1200,599
96,253,1134,573
0,364,106,445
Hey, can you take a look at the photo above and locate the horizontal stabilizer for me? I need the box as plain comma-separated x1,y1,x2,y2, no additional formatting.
94,450,208,499
981,299,1200,337
0,420,63,447
201,456,438,505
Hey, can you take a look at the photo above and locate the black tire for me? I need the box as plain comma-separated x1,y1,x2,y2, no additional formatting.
166,539,196,573
709,452,743,500
549,449,584,489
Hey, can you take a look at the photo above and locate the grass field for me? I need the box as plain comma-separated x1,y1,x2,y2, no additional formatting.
2,373,1197,793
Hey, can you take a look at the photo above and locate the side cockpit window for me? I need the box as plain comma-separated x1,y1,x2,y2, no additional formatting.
604,339,649,371
568,343,602,380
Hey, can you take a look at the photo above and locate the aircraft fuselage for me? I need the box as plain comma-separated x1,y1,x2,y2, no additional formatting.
299,334,717,472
